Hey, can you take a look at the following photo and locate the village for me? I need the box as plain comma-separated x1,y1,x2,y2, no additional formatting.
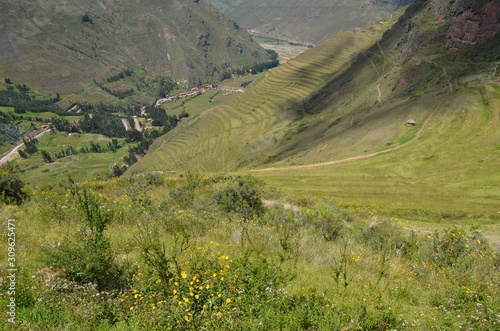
154,84,244,107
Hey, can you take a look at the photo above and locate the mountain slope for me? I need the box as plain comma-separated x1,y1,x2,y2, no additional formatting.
0,0,271,94
131,19,395,172
131,0,494,171
206,0,414,44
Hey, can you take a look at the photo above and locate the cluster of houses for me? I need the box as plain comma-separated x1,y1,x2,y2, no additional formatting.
155,84,244,107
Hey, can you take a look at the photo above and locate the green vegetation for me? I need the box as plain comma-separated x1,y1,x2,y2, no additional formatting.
133,20,394,173
0,165,27,204
1,173,498,330
1,1,499,329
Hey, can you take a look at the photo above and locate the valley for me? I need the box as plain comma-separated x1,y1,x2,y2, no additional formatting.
0,0,499,330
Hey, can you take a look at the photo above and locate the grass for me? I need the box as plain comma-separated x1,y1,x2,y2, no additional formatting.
16,133,130,186
252,85,500,239
0,173,498,330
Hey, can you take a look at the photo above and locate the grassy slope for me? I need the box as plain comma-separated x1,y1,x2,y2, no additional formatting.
132,21,394,172
254,85,500,216
0,0,269,94
17,133,130,186
132,0,500,221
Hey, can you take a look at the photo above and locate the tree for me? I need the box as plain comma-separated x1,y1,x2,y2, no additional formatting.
0,167,27,204
18,149,28,158
81,14,93,24
40,150,54,163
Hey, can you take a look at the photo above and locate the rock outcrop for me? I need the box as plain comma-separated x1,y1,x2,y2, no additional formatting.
446,0,500,51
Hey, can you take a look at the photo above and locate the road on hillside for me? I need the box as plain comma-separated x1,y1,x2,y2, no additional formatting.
133,116,142,132
0,130,49,166
121,118,131,131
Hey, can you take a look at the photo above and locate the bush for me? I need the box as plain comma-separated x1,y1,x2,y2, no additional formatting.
212,175,264,220
0,166,27,205
302,202,353,241
42,189,127,291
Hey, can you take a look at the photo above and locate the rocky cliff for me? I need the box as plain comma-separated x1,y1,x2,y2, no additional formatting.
446,0,500,50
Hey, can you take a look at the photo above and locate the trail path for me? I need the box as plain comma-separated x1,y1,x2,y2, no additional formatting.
0,130,49,166
253,95,446,172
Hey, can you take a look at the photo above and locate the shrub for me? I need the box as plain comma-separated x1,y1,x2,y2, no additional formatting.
42,189,127,291
302,202,354,241
357,218,418,257
212,175,264,220
0,166,27,205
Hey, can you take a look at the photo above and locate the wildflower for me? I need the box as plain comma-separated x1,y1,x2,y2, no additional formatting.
184,315,190,322
181,270,188,279
225,298,231,304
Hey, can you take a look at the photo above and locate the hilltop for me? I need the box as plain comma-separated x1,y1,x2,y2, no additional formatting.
0,0,272,95
206,0,414,44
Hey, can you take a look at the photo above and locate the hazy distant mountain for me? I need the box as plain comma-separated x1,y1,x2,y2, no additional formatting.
206,0,414,44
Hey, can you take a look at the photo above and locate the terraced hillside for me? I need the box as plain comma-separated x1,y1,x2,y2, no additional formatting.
132,0,499,218
131,20,395,172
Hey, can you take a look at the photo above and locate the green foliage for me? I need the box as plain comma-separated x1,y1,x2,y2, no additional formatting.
8,176,500,330
0,166,27,204
212,175,264,219
303,202,353,241
22,137,38,155
41,188,127,291
81,13,93,24
428,228,490,268
357,218,419,257
40,150,53,163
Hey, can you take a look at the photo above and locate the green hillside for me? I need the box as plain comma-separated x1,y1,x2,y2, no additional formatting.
132,20,395,172
206,0,413,44
1,1,499,330
132,0,500,216
0,0,271,95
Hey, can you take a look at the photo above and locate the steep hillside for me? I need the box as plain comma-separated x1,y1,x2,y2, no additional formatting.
206,0,414,44
131,19,395,172
0,0,271,94
131,0,499,214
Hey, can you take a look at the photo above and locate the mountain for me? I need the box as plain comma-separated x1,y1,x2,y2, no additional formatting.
0,0,272,94
205,0,414,44
133,0,499,171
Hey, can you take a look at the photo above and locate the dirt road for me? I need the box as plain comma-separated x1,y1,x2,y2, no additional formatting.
0,130,49,166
